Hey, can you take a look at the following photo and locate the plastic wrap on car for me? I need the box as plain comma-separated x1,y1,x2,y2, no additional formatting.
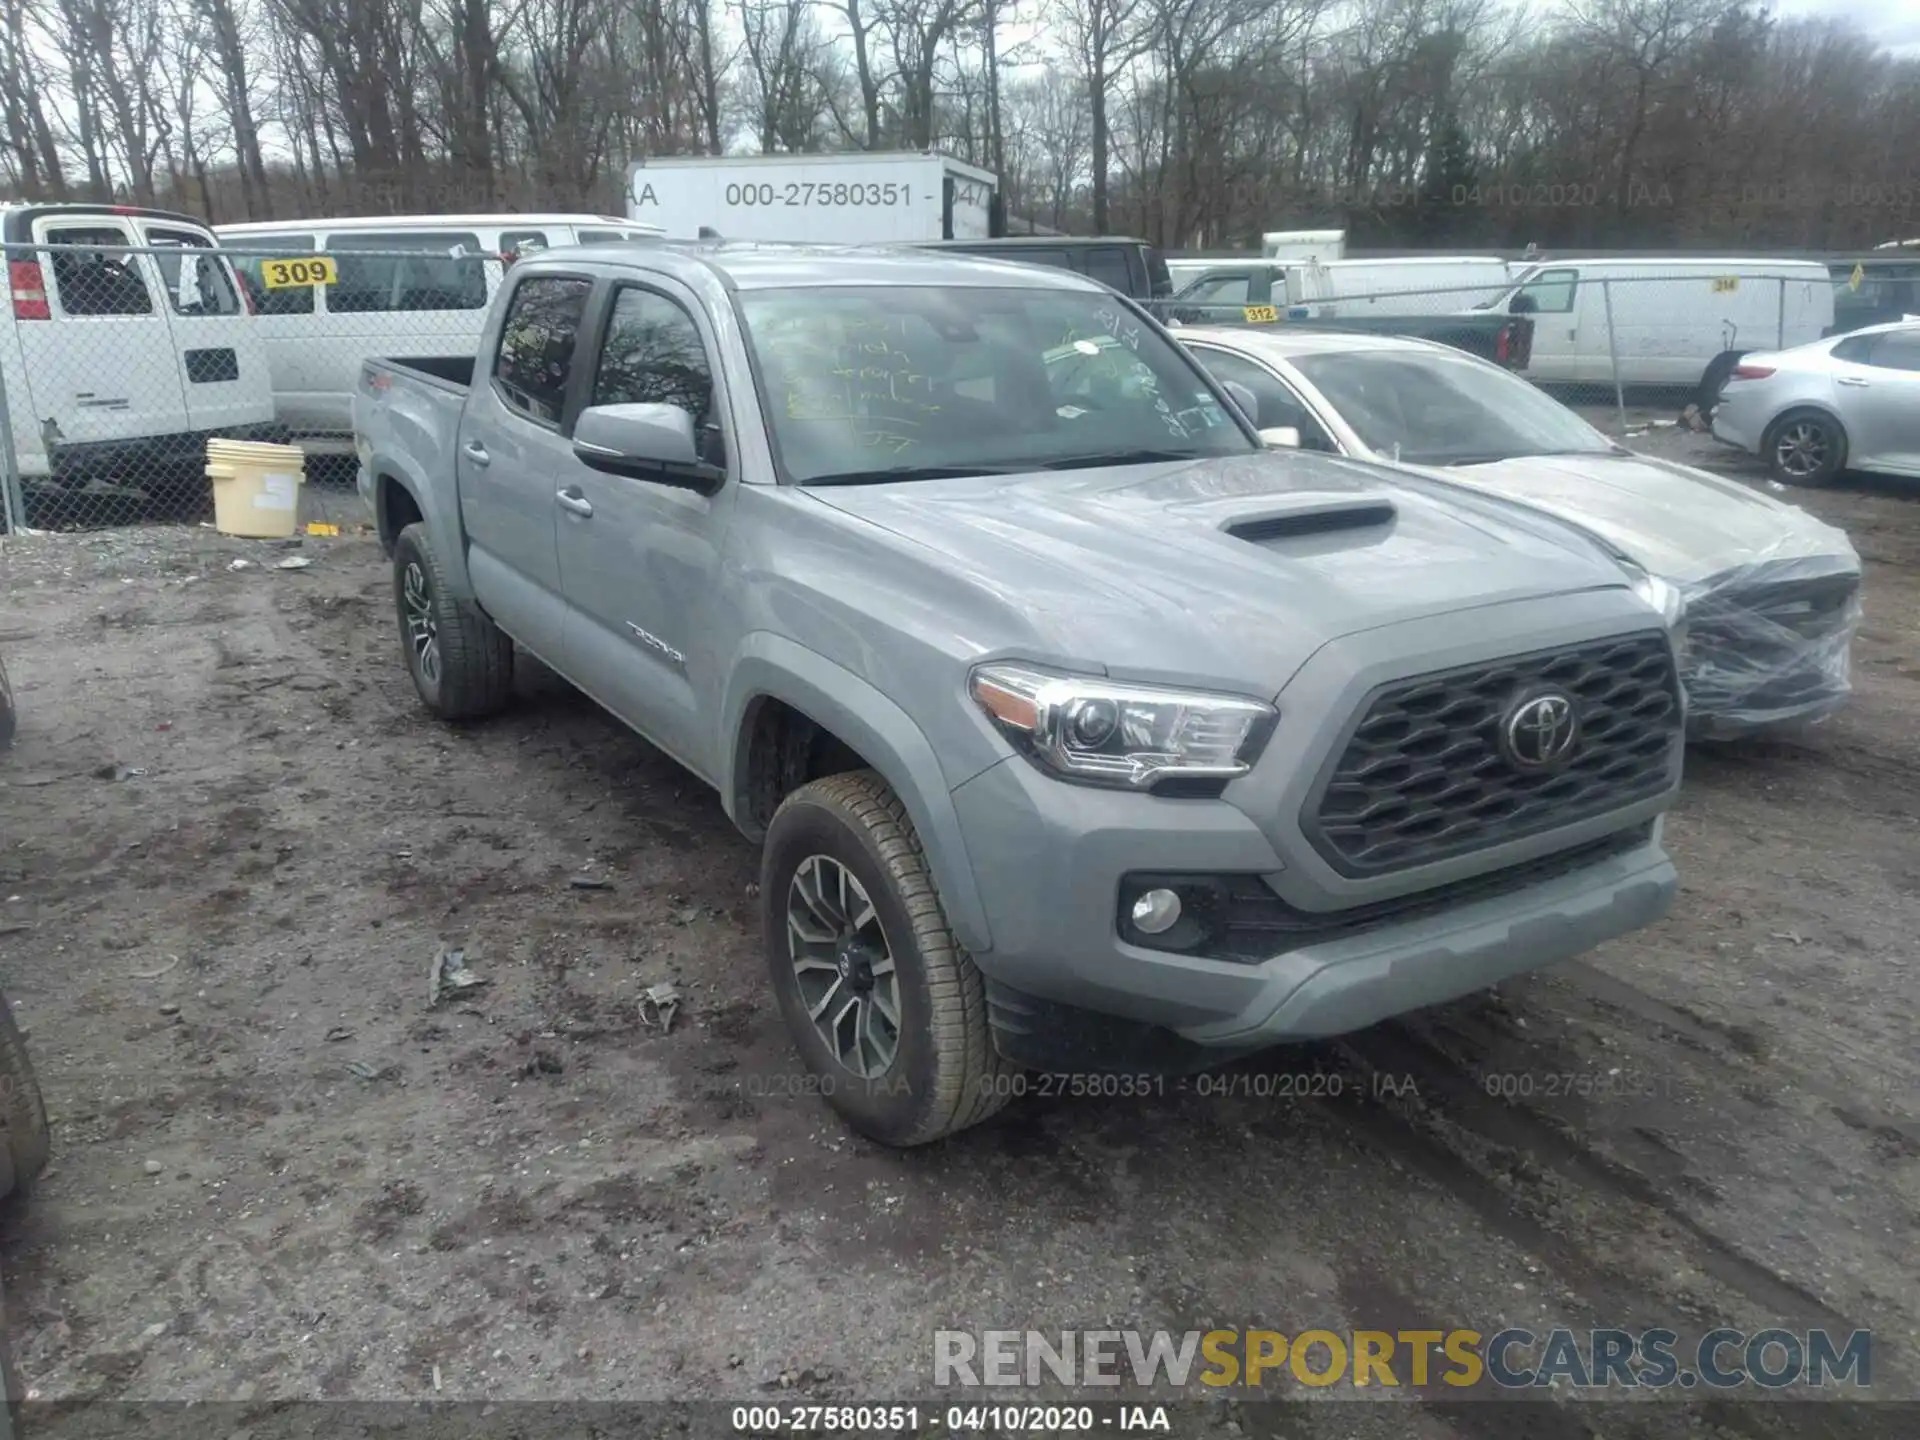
1678,547,1863,741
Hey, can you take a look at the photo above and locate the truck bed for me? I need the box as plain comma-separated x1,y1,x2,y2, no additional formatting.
376,356,477,391
353,357,477,522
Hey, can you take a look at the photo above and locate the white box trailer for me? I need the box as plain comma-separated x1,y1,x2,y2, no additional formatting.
1262,229,1346,261
626,152,999,245
1291,256,1514,315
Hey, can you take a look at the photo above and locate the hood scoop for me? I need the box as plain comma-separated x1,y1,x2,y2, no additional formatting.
1223,499,1396,545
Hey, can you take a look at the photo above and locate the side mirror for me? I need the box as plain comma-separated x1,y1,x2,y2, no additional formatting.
1259,426,1302,449
1220,379,1259,426
1509,293,1537,315
572,403,724,493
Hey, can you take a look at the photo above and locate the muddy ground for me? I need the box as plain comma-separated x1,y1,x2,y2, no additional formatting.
0,435,1916,1438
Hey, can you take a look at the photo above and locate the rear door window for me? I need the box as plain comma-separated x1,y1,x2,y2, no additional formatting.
1083,247,1136,296
1864,330,1920,372
145,226,243,316
326,230,488,313
227,234,316,315
493,275,593,426
41,223,155,316
989,247,1073,273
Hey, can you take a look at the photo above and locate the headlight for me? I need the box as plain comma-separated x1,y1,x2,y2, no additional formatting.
1624,563,1689,665
969,663,1277,790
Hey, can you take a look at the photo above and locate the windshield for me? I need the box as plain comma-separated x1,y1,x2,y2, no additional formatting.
1291,349,1616,465
736,285,1254,484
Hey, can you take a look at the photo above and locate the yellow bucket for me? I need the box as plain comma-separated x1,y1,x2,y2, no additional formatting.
206,437,306,538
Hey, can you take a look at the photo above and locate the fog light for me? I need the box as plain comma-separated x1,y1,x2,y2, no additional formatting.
1130,888,1182,935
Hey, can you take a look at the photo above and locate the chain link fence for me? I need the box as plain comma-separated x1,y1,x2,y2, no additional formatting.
0,243,1828,534
1145,269,1821,432
1,239,508,533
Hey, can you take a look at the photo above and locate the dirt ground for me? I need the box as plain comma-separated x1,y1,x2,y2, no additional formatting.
1,435,1916,1438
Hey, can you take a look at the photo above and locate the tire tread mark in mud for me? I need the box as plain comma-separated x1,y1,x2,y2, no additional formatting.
1339,1022,1857,1335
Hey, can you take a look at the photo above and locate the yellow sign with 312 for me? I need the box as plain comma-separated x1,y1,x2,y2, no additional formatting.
1242,305,1280,324
260,256,338,289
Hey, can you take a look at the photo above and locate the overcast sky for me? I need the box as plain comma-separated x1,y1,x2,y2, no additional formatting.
1764,0,1920,54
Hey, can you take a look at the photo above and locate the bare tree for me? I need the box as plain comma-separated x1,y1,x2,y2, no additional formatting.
737,0,837,151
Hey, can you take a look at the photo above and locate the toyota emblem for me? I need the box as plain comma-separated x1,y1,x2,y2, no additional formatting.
1502,690,1580,769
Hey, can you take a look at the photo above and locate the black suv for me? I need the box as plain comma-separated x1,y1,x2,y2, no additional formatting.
909,236,1175,302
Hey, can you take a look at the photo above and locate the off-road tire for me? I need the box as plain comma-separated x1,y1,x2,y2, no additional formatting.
0,990,50,1203
0,651,14,752
393,523,513,720
1762,409,1847,488
762,770,1013,1146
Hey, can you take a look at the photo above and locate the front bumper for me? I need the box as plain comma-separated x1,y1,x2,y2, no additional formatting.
951,753,1676,1067
946,590,1684,1071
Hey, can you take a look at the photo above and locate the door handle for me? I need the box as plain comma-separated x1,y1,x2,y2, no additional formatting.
462,441,490,466
1836,377,1870,388
555,488,594,518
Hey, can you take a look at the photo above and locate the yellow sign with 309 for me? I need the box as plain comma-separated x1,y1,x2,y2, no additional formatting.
260,256,338,289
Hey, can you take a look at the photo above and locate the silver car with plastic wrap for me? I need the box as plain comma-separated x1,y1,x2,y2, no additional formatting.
1179,326,1863,741
1710,321,1920,488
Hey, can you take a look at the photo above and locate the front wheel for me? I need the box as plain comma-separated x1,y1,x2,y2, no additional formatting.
761,771,1013,1146
392,523,513,720
1763,409,1847,487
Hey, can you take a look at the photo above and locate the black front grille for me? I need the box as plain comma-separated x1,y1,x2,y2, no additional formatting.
1306,632,1681,877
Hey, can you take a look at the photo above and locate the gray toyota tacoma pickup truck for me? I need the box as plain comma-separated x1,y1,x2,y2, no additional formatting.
353,242,1686,1147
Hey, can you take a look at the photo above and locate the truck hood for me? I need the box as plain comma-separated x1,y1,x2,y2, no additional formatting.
803,451,1636,697
1395,451,1858,584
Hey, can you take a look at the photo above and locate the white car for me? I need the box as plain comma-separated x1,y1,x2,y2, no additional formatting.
1711,321,1920,486
1180,326,1863,740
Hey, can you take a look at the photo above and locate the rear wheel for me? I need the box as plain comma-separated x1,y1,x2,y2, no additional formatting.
761,771,1013,1146
392,523,513,720
0,651,14,752
0,989,50,1203
1763,409,1847,487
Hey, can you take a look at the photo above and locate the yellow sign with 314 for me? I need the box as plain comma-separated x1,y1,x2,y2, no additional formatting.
260,256,338,289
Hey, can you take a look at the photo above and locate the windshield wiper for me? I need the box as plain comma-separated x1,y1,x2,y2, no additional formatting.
1036,448,1210,471
801,464,1032,487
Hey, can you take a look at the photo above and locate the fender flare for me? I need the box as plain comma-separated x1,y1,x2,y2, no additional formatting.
721,633,994,956
367,449,476,601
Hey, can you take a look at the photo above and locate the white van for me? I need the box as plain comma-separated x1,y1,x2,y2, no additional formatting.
2,203,276,496
1291,256,1513,315
214,213,665,449
1483,258,1836,396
